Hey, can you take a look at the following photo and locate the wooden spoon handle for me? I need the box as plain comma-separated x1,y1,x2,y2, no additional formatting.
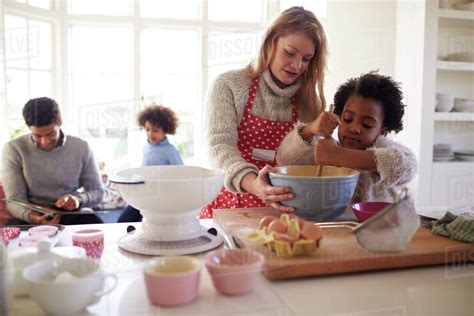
317,164,323,177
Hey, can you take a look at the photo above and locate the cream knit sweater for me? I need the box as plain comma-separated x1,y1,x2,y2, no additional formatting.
206,68,316,193
276,124,418,202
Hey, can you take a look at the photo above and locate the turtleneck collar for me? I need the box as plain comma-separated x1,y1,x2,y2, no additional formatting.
261,68,302,98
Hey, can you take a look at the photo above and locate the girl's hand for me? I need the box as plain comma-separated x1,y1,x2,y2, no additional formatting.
308,112,340,138
314,137,341,165
244,166,295,212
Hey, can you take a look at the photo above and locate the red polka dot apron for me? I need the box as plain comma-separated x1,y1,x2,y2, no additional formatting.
199,77,298,219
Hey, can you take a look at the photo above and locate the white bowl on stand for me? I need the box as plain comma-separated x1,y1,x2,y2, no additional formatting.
111,166,224,256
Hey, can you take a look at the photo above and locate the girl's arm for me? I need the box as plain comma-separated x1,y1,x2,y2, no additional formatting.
315,137,418,187
367,138,418,186
277,111,339,165
315,138,377,171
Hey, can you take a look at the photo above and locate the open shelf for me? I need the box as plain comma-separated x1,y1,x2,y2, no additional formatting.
434,112,474,121
437,61,474,72
438,8,474,28
432,160,474,166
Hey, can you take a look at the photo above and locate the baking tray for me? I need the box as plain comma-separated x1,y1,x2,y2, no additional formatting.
1,224,66,250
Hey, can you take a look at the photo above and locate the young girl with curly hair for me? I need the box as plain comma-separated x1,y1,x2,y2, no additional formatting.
137,105,183,166
118,105,183,222
277,72,417,205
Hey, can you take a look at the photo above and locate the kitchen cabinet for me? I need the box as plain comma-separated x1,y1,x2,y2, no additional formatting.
395,0,473,209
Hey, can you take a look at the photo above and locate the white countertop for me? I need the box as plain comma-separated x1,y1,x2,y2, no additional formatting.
7,221,474,316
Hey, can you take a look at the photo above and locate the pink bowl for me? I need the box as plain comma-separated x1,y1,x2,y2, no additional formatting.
351,202,391,222
144,256,201,307
205,249,264,296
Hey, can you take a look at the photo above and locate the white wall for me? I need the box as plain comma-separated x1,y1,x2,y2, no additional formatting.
325,0,397,104
324,0,427,202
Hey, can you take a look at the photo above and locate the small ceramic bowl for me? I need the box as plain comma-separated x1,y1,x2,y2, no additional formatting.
8,241,86,297
351,202,392,222
433,143,453,156
435,93,455,112
143,256,201,306
71,229,104,259
23,257,117,315
453,98,474,112
205,249,264,296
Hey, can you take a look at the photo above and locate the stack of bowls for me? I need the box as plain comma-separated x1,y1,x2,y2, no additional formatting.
433,143,454,162
452,1,474,11
446,51,474,62
435,93,455,112
453,98,474,112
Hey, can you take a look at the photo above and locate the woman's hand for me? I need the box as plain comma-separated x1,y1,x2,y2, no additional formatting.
28,210,61,225
308,111,340,138
241,166,295,212
314,137,341,165
55,195,81,211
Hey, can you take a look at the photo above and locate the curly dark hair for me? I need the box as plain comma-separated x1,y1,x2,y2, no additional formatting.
333,71,405,133
23,97,62,127
137,105,179,135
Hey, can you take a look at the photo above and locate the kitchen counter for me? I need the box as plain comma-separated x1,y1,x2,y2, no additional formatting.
7,221,474,316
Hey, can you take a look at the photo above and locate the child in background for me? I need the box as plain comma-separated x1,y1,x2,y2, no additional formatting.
277,72,417,204
138,105,183,166
118,105,183,222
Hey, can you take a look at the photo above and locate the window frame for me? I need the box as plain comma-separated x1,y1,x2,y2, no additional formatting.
3,1,58,140
0,0,292,167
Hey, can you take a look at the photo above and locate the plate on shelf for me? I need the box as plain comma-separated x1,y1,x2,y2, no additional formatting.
454,149,474,156
454,150,474,161
453,98,474,112
433,154,455,162
446,52,474,63
452,1,474,11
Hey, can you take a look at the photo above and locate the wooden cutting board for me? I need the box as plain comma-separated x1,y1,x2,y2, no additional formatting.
214,208,474,280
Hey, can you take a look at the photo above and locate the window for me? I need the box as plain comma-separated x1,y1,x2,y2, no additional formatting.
4,0,319,169
208,0,263,22
5,14,53,137
15,0,51,10
140,0,199,19
140,28,199,160
64,0,266,169
207,30,262,82
69,25,133,167
68,0,132,16
280,0,327,18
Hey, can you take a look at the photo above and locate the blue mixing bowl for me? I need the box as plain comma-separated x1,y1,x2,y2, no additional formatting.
269,165,360,221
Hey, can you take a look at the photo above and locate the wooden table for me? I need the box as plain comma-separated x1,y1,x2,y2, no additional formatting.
6,220,474,316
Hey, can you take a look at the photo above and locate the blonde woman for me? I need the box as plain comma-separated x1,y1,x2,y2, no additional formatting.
201,7,328,218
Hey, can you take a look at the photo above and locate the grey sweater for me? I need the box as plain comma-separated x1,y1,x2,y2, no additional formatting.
207,68,316,193
276,123,418,202
2,133,104,222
